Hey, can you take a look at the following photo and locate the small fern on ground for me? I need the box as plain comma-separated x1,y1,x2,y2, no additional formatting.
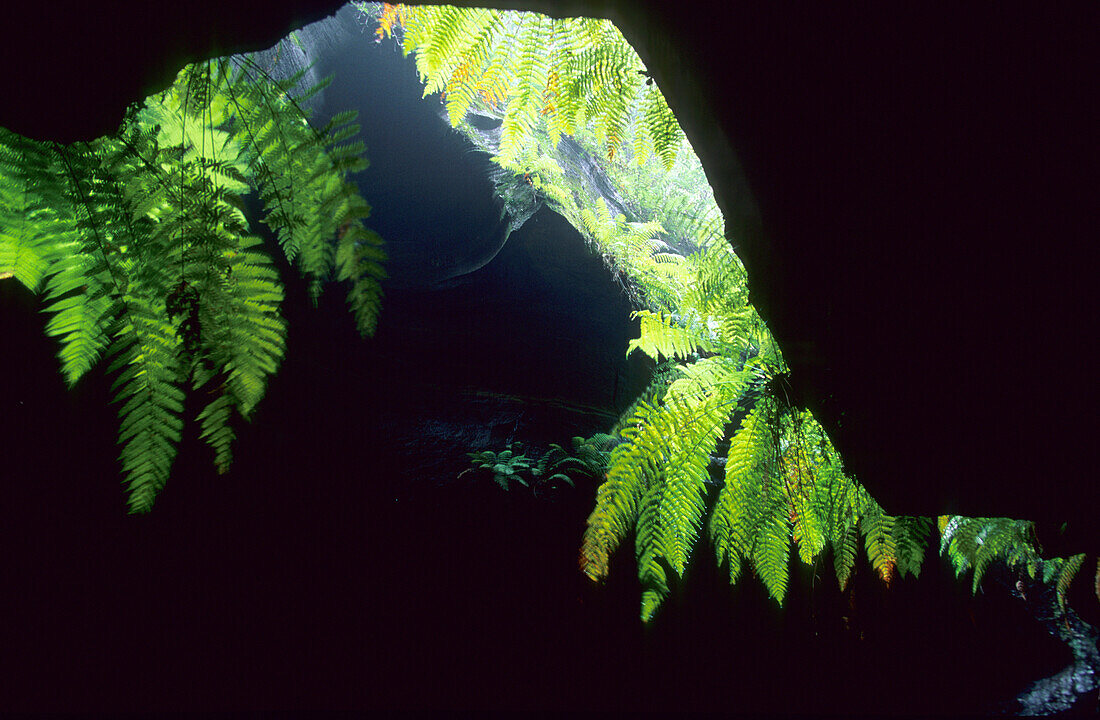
461,435,617,499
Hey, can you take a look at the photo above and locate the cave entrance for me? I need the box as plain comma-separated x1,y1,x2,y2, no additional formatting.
240,4,652,501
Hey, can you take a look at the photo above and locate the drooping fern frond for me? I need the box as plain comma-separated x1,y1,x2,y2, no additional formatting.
939,515,1040,593
108,292,187,514
627,310,711,363
369,3,685,171
860,502,897,587
938,514,1090,617
0,130,67,291
0,52,386,512
892,515,933,580
1056,553,1086,614
580,397,663,583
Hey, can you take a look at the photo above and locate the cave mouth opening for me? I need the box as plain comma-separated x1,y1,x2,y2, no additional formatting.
232,2,715,500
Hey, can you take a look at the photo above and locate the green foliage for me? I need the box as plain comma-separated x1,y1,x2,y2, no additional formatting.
893,515,933,580
0,56,386,512
939,515,1040,593
938,515,1088,615
544,433,616,485
369,4,685,170
1057,553,1086,614
461,435,614,495
368,1,1096,627
371,2,940,620
464,443,540,491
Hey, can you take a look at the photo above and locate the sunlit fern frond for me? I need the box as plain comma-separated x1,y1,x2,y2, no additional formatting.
496,15,553,167
860,504,897,587
108,292,187,514
581,399,662,582
0,130,70,292
781,416,828,565
0,52,383,513
639,82,680,170
378,5,683,171
938,515,1041,593
709,395,777,586
627,309,712,363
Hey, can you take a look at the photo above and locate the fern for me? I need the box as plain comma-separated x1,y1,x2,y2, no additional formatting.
365,1,1098,628
376,4,685,171
893,515,932,580
860,506,897,587
627,310,711,362
0,130,67,291
109,293,186,513
0,54,386,512
935,515,1091,613
1056,553,1086,614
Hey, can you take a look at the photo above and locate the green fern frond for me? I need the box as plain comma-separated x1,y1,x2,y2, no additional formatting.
108,295,186,514
581,400,661,582
336,224,387,337
654,393,728,575
635,481,673,618
220,239,286,416
892,515,932,580
709,396,776,585
496,15,552,167
1057,553,1085,614
627,309,710,362
833,524,860,590
42,280,115,386
382,5,682,175
860,503,897,586
0,130,68,291
0,50,384,513
782,437,827,566
641,82,681,170
753,490,792,604
938,515,1043,595
196,388,235,474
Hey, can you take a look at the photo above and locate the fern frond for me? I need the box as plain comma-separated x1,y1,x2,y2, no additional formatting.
108,295,186,514
196,388,235,474
0,130,69,291
496,15,552,167
860,505,897,587
627,309,710,362
42,280,115,385
640,82,682,170
657,394,727,573
1095,558,1100,606
219,238,286,416
581,400,661,582
938,515,1042,595
833,523,860,591
1057,553,1086,614
709,396,776,586
892,515,932,580
336,224,387,337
